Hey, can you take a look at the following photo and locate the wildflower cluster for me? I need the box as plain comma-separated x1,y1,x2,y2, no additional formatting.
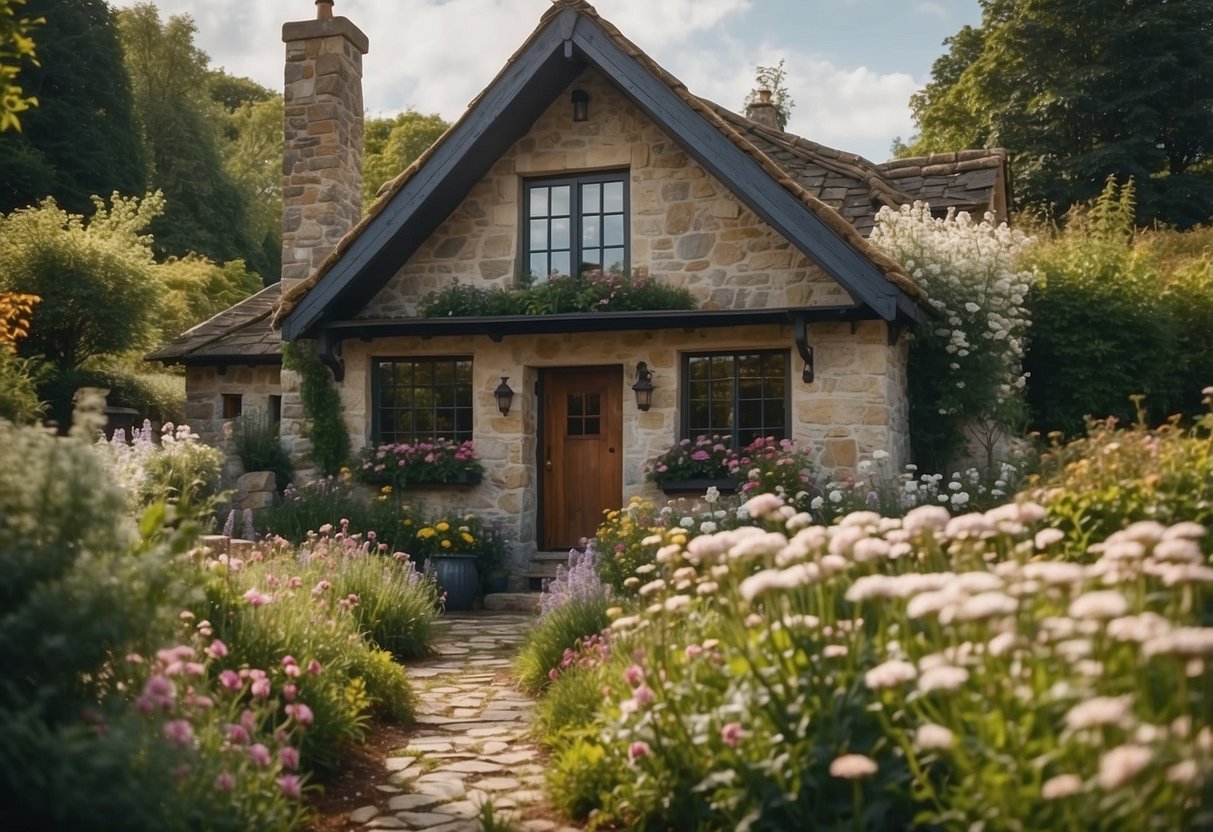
540,541,612,615
871,202,1035,467
97,418,222,508
738,436,816,507
356,438,483,487
538,482,1212,829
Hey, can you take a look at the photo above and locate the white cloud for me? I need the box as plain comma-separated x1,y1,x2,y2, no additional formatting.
915,2,948,18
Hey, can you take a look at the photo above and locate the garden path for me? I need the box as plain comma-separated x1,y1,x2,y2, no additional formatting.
340,612,579,832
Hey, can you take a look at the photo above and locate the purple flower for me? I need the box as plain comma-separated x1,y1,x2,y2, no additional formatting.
214,772,235,792
219,670,241,691
279,746,300,769
628,740,650,761
278,774,303,799
285,703,314,726
248,743,272,767
163,719,194,747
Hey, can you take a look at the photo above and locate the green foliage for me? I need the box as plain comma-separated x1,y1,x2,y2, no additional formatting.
363,110,448,209
545,734,621,821
282,340,350,476
0,347,43,422
419,269,694,317
321,552,437,662
217,90,283,282
1029,392,1213,551
154,255,262,347
514,595,611,694
116,3,272,278
909,0,1213,227
0,0,146,215
0,192,161,372
1025,180,1213,435
0,0,41,132
39,364,185,429
742,58,794,130
233,411,294,493
258,473,398,548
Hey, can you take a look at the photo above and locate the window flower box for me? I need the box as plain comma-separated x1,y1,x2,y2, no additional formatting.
356,439,484,489
656,476,740,495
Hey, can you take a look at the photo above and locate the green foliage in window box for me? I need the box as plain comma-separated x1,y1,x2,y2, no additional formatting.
418,268,694,318
282,340,349,476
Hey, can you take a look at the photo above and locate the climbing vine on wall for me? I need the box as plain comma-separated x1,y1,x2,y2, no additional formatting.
282,339,349,476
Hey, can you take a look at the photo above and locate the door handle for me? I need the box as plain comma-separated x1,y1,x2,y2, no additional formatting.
545,459,553,471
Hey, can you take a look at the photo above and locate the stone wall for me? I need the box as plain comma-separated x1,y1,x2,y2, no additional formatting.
335,321,909,562
183,365,283,449
365,68,854,318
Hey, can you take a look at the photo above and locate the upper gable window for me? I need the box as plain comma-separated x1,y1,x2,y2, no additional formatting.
524,172,628,281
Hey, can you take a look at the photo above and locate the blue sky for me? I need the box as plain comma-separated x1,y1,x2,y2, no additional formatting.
112,0,982,162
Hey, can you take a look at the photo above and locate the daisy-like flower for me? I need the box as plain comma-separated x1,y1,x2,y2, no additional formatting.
829,753,878,779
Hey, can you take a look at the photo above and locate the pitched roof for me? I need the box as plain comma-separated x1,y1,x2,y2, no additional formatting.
275,0,925,338
879,149,1010,222
147,284,281,365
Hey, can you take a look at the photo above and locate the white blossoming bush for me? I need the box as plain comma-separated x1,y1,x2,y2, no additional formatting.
538,493,1212,830
97,419,222,508
871,203,1035,469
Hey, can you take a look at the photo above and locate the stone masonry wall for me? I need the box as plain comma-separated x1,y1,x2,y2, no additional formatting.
183,365,283,449
365,68,853,317
335,321,909,562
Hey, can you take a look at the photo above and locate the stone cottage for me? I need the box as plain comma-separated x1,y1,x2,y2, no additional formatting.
150,0,1010,571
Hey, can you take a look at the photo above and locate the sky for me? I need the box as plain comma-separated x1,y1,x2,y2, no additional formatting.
109,0,982,163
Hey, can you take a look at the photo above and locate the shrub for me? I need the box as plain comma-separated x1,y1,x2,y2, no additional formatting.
737,436,817,508
871,202,1035,470
234,411,294,492
257,473,399,549
98,419,222,509
418,268,694,317
282,341,349,476
515,593,612,694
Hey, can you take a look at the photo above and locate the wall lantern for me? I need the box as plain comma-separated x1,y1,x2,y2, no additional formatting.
494,376,514,416
631,362,654,412
571,89,590,122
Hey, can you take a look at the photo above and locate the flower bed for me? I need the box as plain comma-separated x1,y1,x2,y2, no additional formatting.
356,438,484,488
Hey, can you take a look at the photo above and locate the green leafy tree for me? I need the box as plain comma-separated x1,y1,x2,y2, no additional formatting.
0,0,41,131
0,0,145,215
909,0,1213,228
742,59,794,130
363,110,449,208
219,94,283,281
116,4,270,277
153,255,261,348
0,192,162,373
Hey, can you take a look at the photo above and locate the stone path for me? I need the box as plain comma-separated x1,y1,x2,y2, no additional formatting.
342,613,578,832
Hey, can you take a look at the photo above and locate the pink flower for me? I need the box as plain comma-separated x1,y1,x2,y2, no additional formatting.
242,588,271,607
204,639,228,659
721,722,743,749
183,662,206,677
307,660,322,676
283,683,298,702
632,685,654,707
226,724,250,744
279,746,300,769
163,719,195,747
214,772,235,792
248,743,272,766
691,450,710,461
628,741,650,761
277,774,303,799
251,677,271,699
218,670,241,691
625,664,645,687
285,703,314,726
281,655,297,668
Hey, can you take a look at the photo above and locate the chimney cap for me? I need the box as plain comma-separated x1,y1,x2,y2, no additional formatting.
316,0,333,20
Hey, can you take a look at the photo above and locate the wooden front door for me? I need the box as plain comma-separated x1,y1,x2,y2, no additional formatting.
541,367,623,550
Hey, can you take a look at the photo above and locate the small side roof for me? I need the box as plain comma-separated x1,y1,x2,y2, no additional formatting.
275,0,924,339
147,284,282,366
879,149,1010,223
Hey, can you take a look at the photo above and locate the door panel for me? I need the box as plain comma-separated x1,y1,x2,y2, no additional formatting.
541,367,622,550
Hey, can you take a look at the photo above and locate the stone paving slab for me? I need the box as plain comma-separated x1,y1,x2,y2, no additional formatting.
335,612,577,831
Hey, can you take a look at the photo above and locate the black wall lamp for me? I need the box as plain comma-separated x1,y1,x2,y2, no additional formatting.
631,362,654,411
494,377,514,415
571,89,590,122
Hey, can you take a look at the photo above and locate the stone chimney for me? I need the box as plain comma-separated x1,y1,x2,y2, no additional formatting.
745,88,780,131
280,0,369,293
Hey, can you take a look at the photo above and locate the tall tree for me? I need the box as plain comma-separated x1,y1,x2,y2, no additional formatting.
117,3,269,276
0,0,145,215
363,110,449,208
908,0,1213,228
0,0,41,131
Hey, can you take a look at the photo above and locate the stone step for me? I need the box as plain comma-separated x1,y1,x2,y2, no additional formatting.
531,549,576,563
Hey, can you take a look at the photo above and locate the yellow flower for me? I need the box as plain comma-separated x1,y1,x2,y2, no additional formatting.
418,527,436,539
380,485,392,494
340,466,350,475
403,518,414,527
461,532,475,545
441,539,452,549
670,533,687,547
436,521,450,533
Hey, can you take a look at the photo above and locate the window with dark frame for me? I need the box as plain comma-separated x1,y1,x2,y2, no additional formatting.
373,357,473,444
222,393,243,420
683,351,789,448
524,172,628,281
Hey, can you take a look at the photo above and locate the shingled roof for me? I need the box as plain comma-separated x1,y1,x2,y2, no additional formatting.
148,284,281,366
274,0,927,336
879,149,1010,223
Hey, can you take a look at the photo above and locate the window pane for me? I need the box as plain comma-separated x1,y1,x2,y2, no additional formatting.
529,219,548,251
604,181,624,212
603,247,625,271
688,357,708,381
551,186,570,216
604,214,624,247
551,251,570,277
435,412,454,435
582,216,600,248
586,394,601,416
567,417,583,437
584,417,600,435
529,188,548,217
568,394,583,417
530,253,548,279
582,182,600,213
551,217,570,250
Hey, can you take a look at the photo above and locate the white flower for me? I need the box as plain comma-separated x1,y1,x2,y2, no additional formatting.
864,660,918,690
698,521,717,535
872,449,889,461
637,578,666,597
1068,591,1128,620
679,516,694,528
703,486,720,505
951,591,1017,622
1097,744,1152,791
1041,774,1083,800
828,490,843,504
1065,696,1134,732
917,665,969,694
1167,760,1198,784
829,754,878,779
914,723,954,751
1034,528,1065,549
810,495,824,510
738,569,783,602
742,493,785,518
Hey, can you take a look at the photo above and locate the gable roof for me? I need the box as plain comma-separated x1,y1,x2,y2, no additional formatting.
275,0,924,339
147,284,281,366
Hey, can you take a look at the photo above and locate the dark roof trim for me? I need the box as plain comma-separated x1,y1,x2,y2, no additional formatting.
282,5,920,339
318,305,887,342
165,354,283,368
